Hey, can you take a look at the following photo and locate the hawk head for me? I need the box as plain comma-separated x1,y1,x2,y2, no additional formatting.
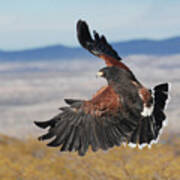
97,66,136,84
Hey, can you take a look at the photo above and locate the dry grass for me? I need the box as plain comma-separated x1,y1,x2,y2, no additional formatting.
0,134,180,180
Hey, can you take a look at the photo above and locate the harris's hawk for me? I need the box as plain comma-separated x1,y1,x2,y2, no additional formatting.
34,20,171,156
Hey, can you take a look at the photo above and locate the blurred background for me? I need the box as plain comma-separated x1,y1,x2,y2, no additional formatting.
0,0,180,179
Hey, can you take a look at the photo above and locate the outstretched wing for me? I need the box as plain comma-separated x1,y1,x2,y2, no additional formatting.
77,20,124,65
77,20,130,70
34,86,140,156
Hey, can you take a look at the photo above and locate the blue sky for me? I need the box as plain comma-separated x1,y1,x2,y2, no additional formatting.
0,0,180,50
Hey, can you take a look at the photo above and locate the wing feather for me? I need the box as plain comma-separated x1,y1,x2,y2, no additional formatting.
77,20,122,64
35,86,142,156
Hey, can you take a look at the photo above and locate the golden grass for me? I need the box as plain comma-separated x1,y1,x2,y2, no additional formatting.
0,134,180,180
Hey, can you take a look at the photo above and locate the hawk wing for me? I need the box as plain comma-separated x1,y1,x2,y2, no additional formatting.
35,86,140,156
77,20,121,61
77,20,130,70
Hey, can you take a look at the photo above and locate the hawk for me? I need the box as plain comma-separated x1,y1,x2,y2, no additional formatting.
34,20,171,156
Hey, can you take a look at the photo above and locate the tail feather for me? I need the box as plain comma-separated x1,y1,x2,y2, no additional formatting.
154,83,169,92
128,83,171,148
154,83,171,110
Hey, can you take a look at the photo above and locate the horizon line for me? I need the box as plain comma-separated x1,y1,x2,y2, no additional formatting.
0,35,179,52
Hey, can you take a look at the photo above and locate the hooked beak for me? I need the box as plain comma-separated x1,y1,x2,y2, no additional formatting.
96,71,104,78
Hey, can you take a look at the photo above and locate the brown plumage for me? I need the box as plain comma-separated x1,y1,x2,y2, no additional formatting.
83,86,120,116
34,20,171,156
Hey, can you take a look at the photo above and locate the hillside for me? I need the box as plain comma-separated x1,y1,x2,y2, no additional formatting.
0,37,180,61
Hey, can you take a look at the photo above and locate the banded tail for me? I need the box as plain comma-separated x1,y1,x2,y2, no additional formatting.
129,83,171,149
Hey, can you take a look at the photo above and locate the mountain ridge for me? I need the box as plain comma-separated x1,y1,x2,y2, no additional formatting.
0,36,180,61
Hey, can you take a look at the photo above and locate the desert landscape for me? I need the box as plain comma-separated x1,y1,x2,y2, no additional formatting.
1,0,180,179
0,55,180,180
0,55,179,138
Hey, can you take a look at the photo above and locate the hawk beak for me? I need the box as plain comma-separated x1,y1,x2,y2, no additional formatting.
96,71,104,77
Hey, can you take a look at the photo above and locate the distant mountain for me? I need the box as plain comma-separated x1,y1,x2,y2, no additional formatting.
0,45,90,61
113,37,180,56
0,37,180,61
